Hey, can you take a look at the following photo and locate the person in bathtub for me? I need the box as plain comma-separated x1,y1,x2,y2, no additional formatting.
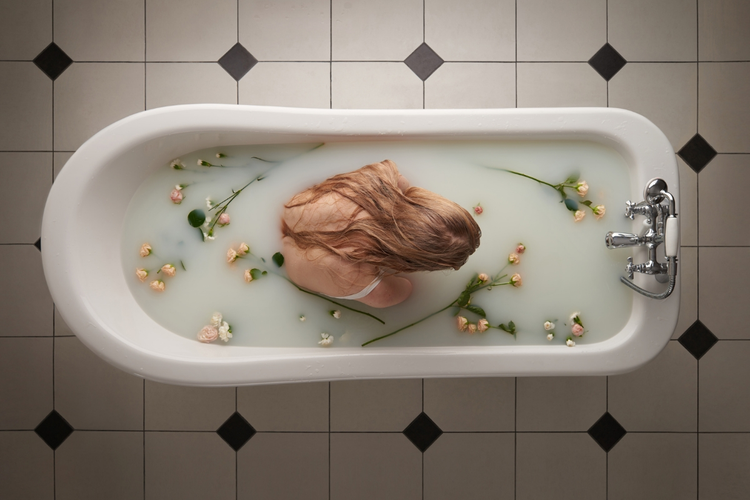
281,160,481,307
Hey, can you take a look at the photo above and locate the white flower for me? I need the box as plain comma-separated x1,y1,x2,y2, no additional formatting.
547,333,554,341
569,311,581,323
206,234,215,241
566,338,575,347
206,197,214,209
318,333,333,347
544,321,555,331
299,315,306,322
218,321,232,342
331,310,341,319
211,312,223,327
170,159,184,170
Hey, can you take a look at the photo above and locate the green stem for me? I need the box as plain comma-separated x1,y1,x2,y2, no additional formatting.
498,169,559,189
362,301,457,346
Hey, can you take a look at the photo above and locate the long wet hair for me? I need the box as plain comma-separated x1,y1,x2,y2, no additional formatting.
281,160,481,273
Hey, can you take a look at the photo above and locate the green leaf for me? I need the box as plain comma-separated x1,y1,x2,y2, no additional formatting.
564,198,579,211
272,252,285,267
465,304,486,318
457,291,471,307
180,260,186,271
498,323,509,333
250,268,264,280
580,200,593,207
188,209,206,227
565,172,580,184
508,321,516,331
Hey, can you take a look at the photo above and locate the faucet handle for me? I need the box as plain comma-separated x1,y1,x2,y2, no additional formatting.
625,256,635,279
624,200,636,220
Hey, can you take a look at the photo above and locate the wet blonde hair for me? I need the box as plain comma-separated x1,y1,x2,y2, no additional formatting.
281,160,481,273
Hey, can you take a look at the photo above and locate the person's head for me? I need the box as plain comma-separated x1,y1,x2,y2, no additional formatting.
282,167,481,273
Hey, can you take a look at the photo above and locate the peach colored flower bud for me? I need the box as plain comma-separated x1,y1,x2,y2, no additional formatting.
477,318,489,332
576,181,589,197
477,273,489,283
593,205,606,220
198,325,219,343
227,248,238,263
508,253,520,265
170,189,183,204
218,213,230,226
467,323,477,334
511,273,522,287
574,210,585,222
237,242,249,256
161,264,176,277
139,243,152,257
244,269,253,283
516,243,526,254
150,280,165,292
473,204,483,215
456,316,469,332
135,268,148,282
572,324,585,336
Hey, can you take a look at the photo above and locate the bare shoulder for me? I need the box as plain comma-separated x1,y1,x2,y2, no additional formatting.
358,275,413,308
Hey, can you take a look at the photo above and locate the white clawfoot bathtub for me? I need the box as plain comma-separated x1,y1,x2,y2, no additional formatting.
42,105,679,386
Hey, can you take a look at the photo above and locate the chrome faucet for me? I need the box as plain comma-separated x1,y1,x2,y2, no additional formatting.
605,178,679,299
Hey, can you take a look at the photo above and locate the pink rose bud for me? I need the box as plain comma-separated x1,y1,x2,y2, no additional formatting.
237,242,250,256
244,269,253,283
508,253,520,265
135,268,148,282
227,248,238,263
574,210,585,222
170,188,183,204
474,204,483,215
576,181,589,197
218,213,230,226
516,243,526,254
511,273,522,287
456,316,469,332
161,264,176,277
467,323,477,334
150,280,165,292
593,205,606,220
139,243,152,257
478,273,489,283
477,318,489,332
572,324,585,336
198,325,219,343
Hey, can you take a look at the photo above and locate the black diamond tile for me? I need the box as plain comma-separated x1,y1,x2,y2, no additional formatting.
588,412,626,452
678,320,718,360
34,237,41,251
33,43,73,81
677,134,718,173
402,412,442,452
588,43,627,81
35,410,74,450
404,43,444,81
218,43,257,81
216,412,255,451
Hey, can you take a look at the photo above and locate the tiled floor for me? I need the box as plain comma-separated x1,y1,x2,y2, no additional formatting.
0,0,748,498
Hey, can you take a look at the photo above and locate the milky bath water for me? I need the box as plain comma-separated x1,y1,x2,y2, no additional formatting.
120,140,633,348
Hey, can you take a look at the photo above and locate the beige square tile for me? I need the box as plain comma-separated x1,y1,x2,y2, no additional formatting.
700,342,750,431
609,0,697,61
332,0,422,61
56,431,143,500
673,247,697,339
609,433,696,500
678,157,698,247
423,377,514,431
146,432,235,500
238,433,328,500
55,0,144,61
0,432,53,499
517,63,607,107
330,433,421,500
425,63,515,109
424,433,514,500
609,63,697,152
239,62,330,108
0,339,52,428
0,0,51,60
699,433,750,499
237,382,328,431
0,153,51,244
332,63,422,109
517,0,606,61
146,0,237,61
0,245,53,337
53,152,74,180
331,379,421,431
699,155,750,246
699,0,750,61
699,247,750,339
239,0,329,61
145,381,235,430
54,63,144,150
608,341,697,431
516,377,606,431
0,62,52,150
55,337,143,430
425,0,515,61
146,63,236,109
517,433,605,500
699,62,750,153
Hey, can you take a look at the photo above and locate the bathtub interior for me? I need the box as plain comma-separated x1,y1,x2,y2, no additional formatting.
46,106,679,382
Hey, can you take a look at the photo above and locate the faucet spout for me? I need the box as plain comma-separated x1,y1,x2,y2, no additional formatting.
605,231,640,249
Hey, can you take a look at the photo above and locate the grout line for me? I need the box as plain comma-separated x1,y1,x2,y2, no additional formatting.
329,0,332,110
143,379,146,500
236,0,239,44
514,377,517,500
515,0,517,109
144,0,147,111
328,381,331,500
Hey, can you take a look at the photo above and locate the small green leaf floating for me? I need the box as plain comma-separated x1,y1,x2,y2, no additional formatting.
465,304,486,318
188,209,206,227
250,269,264,280
272,252,284,267
564,198,579,211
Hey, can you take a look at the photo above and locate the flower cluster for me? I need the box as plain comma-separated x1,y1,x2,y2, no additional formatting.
135,243,181,292
227,242,250,264
544,311,587,347
198,312,233,343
